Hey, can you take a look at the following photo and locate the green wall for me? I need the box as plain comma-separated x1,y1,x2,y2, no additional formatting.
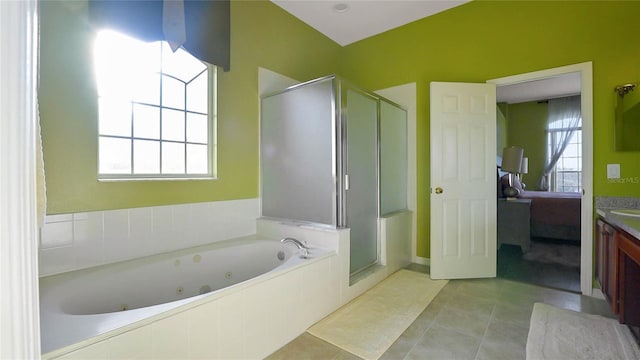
504,101,548,190
39,0,341,213
340,1,640,258
40,0,640,260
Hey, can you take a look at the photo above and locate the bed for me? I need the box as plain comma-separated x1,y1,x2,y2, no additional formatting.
500,174,581,242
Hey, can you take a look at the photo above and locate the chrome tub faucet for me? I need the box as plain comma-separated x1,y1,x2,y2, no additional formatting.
281,237,310,258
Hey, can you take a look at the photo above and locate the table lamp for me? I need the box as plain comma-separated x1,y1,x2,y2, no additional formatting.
501,146,524,198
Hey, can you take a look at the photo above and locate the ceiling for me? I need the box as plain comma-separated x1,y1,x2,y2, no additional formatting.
271,0,582,102
271,0,470,46
496,73,582,104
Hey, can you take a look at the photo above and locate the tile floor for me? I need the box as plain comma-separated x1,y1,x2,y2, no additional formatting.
266,264,614,360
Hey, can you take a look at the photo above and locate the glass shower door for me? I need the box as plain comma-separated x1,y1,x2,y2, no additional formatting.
345,87,379,275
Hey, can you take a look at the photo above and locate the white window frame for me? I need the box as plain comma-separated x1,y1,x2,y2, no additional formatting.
96,31,217,181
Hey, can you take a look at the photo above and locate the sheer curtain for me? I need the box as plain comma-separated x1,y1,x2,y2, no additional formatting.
538,95,581,190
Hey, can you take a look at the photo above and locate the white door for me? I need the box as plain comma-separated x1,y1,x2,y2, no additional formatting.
430,82,497,279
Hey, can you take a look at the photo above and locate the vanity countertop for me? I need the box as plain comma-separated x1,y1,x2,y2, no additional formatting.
597,208,640,239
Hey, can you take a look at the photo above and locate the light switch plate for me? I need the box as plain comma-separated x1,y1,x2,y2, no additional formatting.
607,164,621,179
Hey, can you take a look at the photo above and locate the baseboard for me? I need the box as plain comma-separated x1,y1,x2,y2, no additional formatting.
413,256,430,266
591,288,605,300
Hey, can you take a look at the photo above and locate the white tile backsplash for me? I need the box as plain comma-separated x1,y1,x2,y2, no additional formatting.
39,199,260,277
73,211,104,270
102,209,131,264
45,214,73,223
129,207,154,256
40,221,74,249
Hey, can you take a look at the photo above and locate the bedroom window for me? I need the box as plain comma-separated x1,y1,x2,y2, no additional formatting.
95,29,216,180
548,127,582,193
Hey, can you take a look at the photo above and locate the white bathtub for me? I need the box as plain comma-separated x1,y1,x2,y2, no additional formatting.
40,235,333,356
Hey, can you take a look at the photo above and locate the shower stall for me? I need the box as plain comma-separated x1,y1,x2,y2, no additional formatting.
260,75,407,276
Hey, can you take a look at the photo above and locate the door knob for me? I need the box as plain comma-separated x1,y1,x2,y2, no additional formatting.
435,187,443,194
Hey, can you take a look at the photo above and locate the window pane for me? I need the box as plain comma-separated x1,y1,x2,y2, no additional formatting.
186,113,208,143
133,104,160,139
95,31,161,100
161,45,207,82
563,158,579,171
132,72,160,105
563,143,579,158
187,144,208,174
564,172,580,186
162,142,185,174
162,109,185,141
134,140,160,174
162,75,185,110
186,71,208,114
99,137,131,174
99,98,131,137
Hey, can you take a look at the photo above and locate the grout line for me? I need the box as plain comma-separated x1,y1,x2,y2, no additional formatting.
473,303,497,360
399,302,441,360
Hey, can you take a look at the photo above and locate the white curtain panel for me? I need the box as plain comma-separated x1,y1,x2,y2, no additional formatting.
538,95,581,190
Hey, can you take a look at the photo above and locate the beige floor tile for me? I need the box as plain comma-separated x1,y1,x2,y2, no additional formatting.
492,301,535,327
441,292,496,318
476,337,526,360
434,306,492,338
483,319,529,345
405,324,482,360
479,318,528,360
380,335,418,360
579,295,615,318
265,333,346,360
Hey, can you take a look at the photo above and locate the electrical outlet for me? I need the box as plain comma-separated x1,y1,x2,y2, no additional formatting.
607,164,621,179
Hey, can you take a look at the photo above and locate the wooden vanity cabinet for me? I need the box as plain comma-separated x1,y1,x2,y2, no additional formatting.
596,217,640,339
616,229,640,339
596,218,618,313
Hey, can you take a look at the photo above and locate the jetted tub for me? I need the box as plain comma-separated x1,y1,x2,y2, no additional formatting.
40,235,332,355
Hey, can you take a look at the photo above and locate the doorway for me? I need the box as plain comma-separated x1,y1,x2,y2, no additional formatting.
488,62,594,295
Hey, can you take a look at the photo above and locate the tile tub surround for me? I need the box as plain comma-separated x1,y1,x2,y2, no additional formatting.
42,221,345,360
42,214,414,359
44,248,339,359
39,199,260,276
40,206,414,358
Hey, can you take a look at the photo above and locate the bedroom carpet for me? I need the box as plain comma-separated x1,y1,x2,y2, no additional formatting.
522,240,581,268
498,238,580,292
527,302,640,360
306,269,448,360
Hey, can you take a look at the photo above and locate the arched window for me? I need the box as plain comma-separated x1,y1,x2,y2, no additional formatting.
95,30,216,179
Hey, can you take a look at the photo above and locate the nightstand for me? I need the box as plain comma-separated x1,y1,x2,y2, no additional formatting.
498,198,531,253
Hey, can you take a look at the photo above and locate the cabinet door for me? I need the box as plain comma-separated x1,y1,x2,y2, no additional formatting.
597,219,618,313
596,219,605,289
605,222,618,314
616,230,640,327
